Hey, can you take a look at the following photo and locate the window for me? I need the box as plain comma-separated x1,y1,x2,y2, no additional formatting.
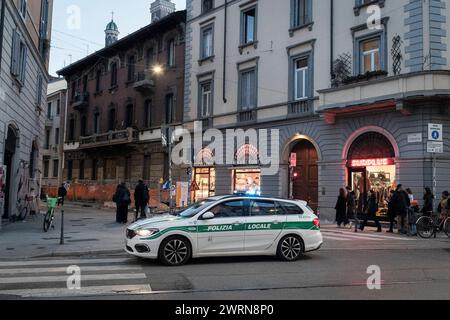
144,100,152,128
108,109,116,131
167,39,175,67
110,62,118,87
294,57,308,100
292,0,312,28
199,81,212,118
67,160,73,181
241,7,257,45
79,160,84,180
239,69,257,110
125,105,133,128
71,82,76,101
210,200,247,218
165,94,175,124
56,99,60,115
45,130,50,149
280,202,304,215
146,48,154,68
200,25,214,59
95,69,102,92
127,55,136,82
249,200,280,216
68,119,75,141
80,116,87,137
53,160,59,178
43,160,49,178
92,159,98,180
10,29,27,86
55,128,60,145
82,74,88,93
47,102,52,119
94,112,100,134
19,0,27,18
202,0,214,13
361,37,381,73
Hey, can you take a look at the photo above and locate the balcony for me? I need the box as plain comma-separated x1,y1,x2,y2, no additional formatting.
72,92,89,112
78,128,139,150
238,110,257,123
133,71,155,94
288,99,314,117
45,117,54,127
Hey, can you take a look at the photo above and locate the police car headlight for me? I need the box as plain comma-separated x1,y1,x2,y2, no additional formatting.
136,228,160,237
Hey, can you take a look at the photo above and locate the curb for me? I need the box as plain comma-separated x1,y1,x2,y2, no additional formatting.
30,248,125,259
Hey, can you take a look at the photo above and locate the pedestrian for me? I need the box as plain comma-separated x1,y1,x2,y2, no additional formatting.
360,191,382,232
134,180,149,221
335,188,349,228
346,186,359,232
57,183,68,206
391,184,410,234
405,189,417,236
422,187,434,217
437,191,450,231
386,190,396,233
113,182,131,224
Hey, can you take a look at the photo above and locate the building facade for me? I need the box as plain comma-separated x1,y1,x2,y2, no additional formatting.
184,0,450,221
0,0,53,219
41,78,67,197
57,10,186,205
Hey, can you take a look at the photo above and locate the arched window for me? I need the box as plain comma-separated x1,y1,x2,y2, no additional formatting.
125,104,133,128
108,108,116,131
94,112,100,134
144,100,152,128
110,62,117,87
127,55,136,81
146,47,154,69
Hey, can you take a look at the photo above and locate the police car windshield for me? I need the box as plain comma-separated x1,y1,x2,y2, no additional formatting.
178,200,214,218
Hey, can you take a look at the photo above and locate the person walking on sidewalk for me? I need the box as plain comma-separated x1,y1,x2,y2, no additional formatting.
406,188,417,236
335,188,349,228
134,180,149,221
360,191,382,232
422,187,434,217
392,184,410,234
387,190,396,233
113,183,131,224
346,186,359,232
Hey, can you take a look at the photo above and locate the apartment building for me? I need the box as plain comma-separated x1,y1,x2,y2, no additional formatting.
57,9,186,204
184,0,450,220
0,0,53,219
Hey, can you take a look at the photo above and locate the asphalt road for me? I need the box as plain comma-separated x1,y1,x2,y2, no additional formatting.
0,228,449,300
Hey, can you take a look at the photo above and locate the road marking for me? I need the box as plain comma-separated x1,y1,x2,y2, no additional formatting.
0,265,142,275
0,284,152,298
0,257,132,268
322,230,416,241
322,235,351,241
0,273,147,284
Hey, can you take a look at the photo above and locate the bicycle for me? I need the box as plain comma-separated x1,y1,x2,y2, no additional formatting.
416,213,450,239
44,196,62,232
15,195,36,221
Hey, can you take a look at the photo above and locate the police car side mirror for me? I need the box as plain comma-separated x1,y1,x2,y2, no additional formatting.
201,212,215,220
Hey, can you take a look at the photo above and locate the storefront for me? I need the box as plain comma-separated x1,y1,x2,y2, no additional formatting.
192,148,216,202
347,132,397,216
232,168,261,195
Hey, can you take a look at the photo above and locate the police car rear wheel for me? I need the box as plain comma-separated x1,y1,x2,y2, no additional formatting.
159,236,191,266
277,235,303,261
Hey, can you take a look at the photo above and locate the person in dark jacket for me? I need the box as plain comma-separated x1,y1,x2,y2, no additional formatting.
335,188,349,227
391,184,410,234
134,180,149,221
386,190,396,233
346,186,359,232
422,187,434,216
57,183,68,206
360,191,382,232
113,183,131,224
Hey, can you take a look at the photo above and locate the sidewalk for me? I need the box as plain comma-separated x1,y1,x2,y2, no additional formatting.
0,204,132,260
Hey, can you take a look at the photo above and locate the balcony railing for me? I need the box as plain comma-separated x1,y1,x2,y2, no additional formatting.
238,110,257,123
288,99,314,117
72,92,89,111
133,71,155,94
79,128,139,149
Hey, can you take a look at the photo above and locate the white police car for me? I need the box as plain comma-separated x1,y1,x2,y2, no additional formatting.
125,195,322,266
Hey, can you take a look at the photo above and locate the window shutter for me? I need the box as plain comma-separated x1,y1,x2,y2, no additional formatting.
10,30,19,76
20,45,27,84
250,71,256,109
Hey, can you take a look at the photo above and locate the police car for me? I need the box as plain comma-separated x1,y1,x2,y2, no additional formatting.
125,195,322,266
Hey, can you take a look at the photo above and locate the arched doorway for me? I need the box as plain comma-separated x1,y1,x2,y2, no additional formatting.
3,125,18,218
291,140,319,211
346,132,397,215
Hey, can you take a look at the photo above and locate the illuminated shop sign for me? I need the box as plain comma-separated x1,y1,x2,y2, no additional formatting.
350,158,394,167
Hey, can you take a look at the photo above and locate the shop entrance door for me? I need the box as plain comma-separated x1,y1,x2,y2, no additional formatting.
348,168,367,213
291,140,318,211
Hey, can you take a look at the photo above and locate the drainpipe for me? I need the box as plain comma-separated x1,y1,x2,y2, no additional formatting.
0,0,6,72
330,0,334,80
222,0,228,103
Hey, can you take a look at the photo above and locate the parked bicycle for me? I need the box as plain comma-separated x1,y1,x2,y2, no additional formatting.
416,213,450,239
44,196,62,232
15,195,35,221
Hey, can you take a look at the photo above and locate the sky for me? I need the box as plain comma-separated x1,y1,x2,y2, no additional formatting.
49,0,186,76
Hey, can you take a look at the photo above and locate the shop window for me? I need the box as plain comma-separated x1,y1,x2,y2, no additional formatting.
233,169,261,195
193,168,216,202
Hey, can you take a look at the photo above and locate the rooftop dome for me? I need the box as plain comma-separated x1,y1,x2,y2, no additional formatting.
105,20,118,32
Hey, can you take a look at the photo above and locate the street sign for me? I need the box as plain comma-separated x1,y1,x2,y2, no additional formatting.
428,124,443,142
407,133,422,143
427,141,443,153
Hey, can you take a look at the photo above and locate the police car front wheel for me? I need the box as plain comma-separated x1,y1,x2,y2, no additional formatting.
277,235,304,261
158,236,192,266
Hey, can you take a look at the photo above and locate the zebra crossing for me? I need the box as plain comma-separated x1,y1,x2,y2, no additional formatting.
0,256,153,299
321,228,419,243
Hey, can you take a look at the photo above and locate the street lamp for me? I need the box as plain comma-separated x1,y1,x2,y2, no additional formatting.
152,65,163,75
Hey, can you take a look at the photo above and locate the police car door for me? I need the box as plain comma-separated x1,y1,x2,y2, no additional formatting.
196,199,247,255
244,199,286,252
